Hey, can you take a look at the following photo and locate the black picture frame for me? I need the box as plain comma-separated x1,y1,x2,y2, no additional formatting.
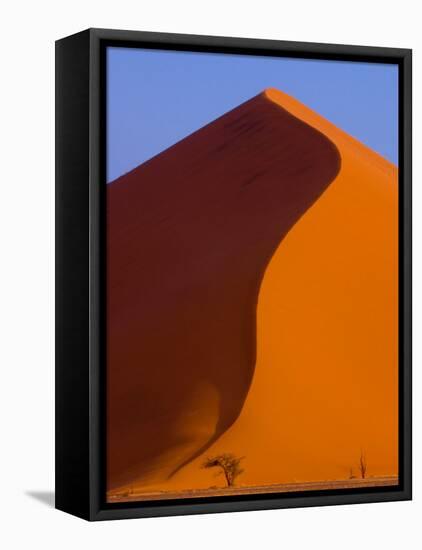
55,28,412,521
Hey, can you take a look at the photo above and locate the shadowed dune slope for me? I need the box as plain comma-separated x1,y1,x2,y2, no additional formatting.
145,88,398,494
106,91,340,491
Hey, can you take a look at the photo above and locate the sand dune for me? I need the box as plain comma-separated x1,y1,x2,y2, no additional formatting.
133,88,398,496
106,91,341,491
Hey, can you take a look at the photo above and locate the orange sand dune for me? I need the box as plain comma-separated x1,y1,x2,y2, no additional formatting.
106,91,340,492
112,88,398,497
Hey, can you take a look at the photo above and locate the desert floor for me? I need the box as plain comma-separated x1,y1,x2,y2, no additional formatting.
108,476,399,503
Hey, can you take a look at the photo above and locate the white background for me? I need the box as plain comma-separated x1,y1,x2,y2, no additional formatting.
0,1,419,548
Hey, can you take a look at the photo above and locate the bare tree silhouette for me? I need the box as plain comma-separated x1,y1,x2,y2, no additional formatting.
202,453,245,487
359,451,367,479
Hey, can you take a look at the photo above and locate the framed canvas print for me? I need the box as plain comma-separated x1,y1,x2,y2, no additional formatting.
55,28,412,521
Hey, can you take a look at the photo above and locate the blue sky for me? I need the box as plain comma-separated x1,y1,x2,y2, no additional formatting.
107,47,398,183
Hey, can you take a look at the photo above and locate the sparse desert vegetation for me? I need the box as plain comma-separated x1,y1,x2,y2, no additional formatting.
359,450,368,479
202,453,245,487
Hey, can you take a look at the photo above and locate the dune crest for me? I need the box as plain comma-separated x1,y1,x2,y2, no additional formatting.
264,87,398,176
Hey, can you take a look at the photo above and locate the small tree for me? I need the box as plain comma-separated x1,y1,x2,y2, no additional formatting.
202,453,245,487
359,451,367,479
